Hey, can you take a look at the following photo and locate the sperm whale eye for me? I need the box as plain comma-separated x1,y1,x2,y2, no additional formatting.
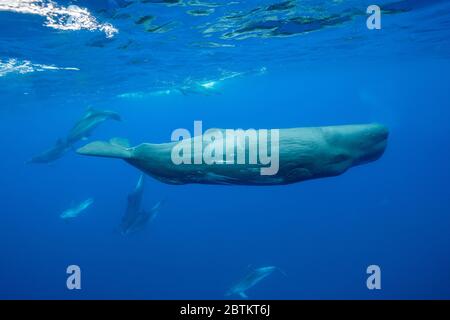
333,153,351,163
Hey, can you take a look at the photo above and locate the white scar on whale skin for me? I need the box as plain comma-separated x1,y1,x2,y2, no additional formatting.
0,0,118,38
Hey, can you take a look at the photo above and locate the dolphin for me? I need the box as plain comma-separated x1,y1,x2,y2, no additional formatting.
26,108,121,164
76,124,388,186
179,83,221,96
119,174,164,235
60,198,94,219
119,174,146,234
66,107,121,144
226,266,281,299
26,139,71,164
125,174,145,218
120,201,162,235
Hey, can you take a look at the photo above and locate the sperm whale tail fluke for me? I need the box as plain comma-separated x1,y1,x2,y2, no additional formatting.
77,138,132,159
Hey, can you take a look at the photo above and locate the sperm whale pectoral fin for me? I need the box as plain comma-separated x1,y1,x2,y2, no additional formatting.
76,140,133,159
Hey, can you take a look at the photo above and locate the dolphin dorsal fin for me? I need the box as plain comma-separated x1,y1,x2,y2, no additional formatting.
136,174,144,185
84,106,97,118
110,137,130,148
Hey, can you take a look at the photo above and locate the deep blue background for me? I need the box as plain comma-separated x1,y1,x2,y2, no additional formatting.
0,0,449,299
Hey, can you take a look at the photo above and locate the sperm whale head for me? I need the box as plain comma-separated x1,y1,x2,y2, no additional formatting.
321,123,389,174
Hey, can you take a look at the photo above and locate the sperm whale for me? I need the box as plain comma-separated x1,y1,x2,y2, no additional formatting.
76,123,388,186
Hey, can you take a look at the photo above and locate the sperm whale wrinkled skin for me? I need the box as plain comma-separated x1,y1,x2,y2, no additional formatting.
76,123,388,186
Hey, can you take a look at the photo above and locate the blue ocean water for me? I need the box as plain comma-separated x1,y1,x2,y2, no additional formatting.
0,0,450,299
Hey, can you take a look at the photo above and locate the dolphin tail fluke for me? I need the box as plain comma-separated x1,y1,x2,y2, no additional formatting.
276,267,288,277
239,292,248,299
77,138,132,159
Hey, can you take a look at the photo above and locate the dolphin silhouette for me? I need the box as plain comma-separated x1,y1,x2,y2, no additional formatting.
66,107,121,144
119,174,163,235
27,107,121,164
226,266,282,299
60,198,94,219
26,139,71,164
